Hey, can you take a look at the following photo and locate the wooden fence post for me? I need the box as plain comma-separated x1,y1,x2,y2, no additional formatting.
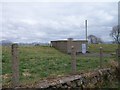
71,46,76,74
100,47,103,68
11,44,19,88
116,49,119,62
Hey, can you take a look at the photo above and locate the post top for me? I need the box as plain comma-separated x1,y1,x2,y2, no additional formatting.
71,46,74,49
12,43,18,47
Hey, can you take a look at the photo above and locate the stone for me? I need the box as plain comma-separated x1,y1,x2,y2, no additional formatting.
66,81,72,86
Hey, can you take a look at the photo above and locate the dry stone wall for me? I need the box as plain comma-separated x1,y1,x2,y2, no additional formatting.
2,67,119,89
36,67,119,89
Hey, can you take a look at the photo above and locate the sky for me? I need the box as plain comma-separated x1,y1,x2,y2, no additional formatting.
1,0,119,43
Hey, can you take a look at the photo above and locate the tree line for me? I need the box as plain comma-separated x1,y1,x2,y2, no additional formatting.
88,25,120,44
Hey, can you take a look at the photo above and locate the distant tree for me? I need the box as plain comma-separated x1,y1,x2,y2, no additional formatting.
88,35,96,44
110,25,120,44
96,37,103,44
88,35,103,44
34,44,40,46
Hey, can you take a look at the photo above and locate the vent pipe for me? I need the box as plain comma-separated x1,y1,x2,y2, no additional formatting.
85,20,88,41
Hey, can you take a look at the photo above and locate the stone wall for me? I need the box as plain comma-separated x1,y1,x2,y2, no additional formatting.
36,67,119,89
2,63,119,89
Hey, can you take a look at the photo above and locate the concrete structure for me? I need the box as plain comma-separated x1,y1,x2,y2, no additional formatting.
51,38,88,54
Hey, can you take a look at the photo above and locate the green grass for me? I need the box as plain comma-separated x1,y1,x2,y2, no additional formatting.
88,44,118,53
2,44,117,87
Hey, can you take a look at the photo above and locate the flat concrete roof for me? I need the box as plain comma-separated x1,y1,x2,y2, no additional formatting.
51,40,88,42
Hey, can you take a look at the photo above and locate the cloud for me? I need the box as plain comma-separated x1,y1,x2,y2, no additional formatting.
1,2,118,43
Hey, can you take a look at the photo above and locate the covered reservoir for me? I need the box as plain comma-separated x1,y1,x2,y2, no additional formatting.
51,38,88,54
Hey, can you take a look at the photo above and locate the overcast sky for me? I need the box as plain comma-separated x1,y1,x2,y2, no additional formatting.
1,1,119,43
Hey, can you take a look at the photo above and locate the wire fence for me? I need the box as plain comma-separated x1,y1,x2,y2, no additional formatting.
2,44,119,88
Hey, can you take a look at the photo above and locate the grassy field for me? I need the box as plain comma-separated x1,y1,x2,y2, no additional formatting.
2,44,118,87
88,44,118,53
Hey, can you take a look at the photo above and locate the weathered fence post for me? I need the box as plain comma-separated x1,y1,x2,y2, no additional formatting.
71,46,76,74
99,47,103,68
11,44,19,88
116,49,119,62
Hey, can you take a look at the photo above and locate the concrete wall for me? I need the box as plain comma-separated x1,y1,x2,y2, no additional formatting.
68,41,88,53
51,40,88,53
51,41,68,53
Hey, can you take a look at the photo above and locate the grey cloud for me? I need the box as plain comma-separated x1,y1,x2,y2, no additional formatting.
1,2,118,43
